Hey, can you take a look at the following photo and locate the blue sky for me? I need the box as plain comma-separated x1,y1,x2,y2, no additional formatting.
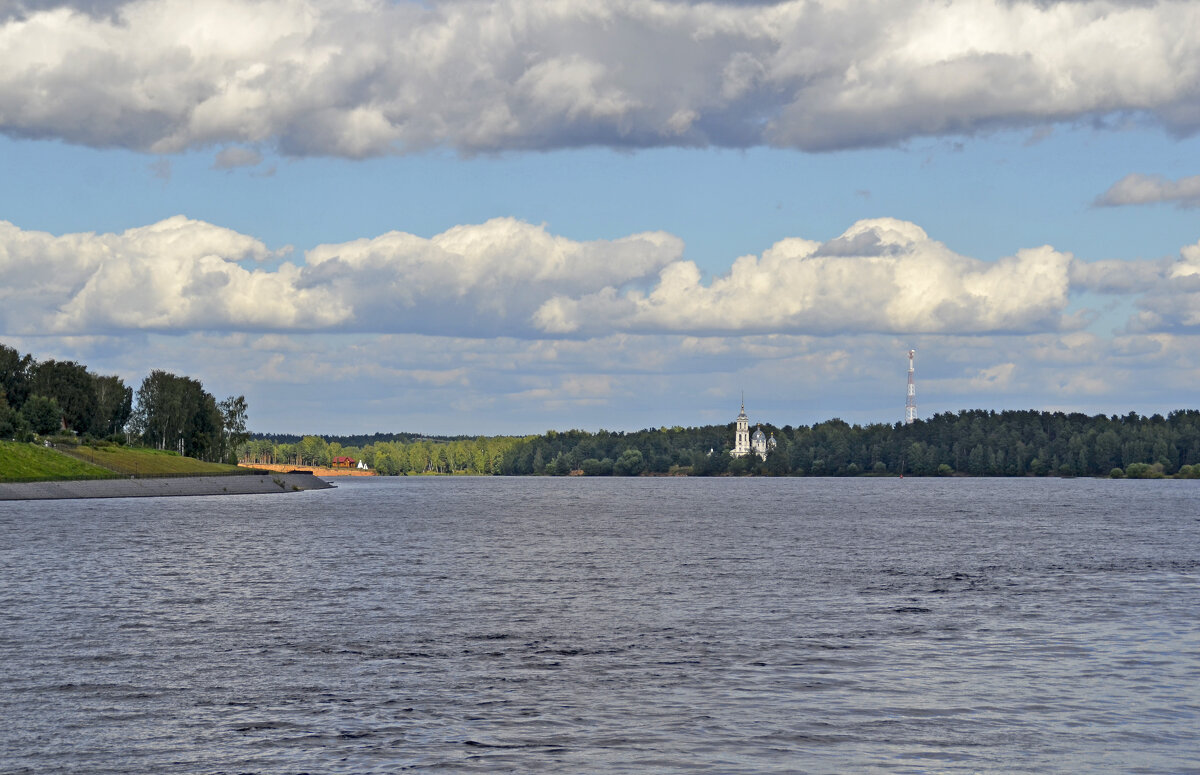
6,127,1197,266
2,0,1199,435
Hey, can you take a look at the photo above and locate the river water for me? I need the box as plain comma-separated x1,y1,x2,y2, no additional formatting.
1,477,1197,773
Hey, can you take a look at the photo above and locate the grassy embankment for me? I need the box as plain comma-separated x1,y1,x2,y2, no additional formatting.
60,444,248,476
0,441,119,482
0,440,251,482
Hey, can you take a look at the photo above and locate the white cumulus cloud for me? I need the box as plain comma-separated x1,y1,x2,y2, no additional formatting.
0,215,681,336
5,213,1200,339
534,218,1075,336
0,216,342,333
0,0,1198,156
295,217,683,335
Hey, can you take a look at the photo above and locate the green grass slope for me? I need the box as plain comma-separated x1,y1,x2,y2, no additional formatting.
0,441,120,482
59,445,251,476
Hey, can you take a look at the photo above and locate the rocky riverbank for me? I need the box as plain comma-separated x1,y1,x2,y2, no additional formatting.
0,472,335,500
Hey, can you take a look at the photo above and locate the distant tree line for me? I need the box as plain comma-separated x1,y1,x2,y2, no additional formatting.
496,410,1200,478
240,434,525,475
499,426,729,477
239,410,1200,479
247,431,468,447
1,342,248,463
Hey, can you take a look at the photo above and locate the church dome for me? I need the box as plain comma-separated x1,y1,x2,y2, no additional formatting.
752,427,766,441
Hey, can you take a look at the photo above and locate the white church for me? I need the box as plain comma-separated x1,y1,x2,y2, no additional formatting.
731,398,777,461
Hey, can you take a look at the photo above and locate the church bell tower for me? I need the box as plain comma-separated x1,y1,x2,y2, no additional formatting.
734,393,750,456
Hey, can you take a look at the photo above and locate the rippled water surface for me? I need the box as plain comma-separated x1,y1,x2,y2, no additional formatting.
2,477,1198,773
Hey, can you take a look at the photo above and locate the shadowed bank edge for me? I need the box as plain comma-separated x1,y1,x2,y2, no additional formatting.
0,472,335,500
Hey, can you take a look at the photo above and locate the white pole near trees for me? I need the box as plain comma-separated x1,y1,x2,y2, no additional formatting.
905,349,917,425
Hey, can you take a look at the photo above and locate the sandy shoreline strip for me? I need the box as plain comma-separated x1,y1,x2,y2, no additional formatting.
0,472,335,501
239,462,376,477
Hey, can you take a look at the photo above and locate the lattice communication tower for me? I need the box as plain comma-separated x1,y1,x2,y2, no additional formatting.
905,349,917,425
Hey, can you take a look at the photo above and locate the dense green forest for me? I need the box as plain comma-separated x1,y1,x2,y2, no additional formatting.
1,342,248,463
244,410,1200,478
496,411,1200,478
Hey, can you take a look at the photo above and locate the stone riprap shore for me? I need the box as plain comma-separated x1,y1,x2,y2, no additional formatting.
0,472,335,500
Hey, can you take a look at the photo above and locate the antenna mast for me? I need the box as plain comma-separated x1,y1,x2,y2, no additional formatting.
905,349,917,425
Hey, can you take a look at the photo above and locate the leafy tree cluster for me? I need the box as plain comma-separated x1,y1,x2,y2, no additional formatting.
127,370,249,462
498,409,1200,478
239,435,524,475
1,343,132,440
2,341,248,463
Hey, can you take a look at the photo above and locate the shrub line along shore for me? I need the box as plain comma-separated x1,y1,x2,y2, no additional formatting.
0,472,334,501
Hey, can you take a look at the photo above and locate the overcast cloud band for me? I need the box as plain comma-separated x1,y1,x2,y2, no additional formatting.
2,0,1199,158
